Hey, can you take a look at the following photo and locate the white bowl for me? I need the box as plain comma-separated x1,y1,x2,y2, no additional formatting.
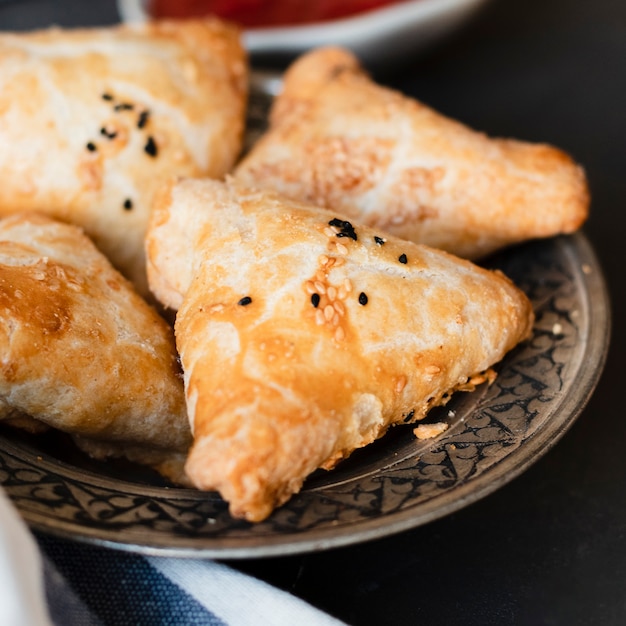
118,0,490,66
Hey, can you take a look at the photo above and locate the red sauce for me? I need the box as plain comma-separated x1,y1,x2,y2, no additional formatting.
149,0,409,28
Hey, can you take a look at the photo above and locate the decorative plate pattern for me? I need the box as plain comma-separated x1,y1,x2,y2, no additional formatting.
0,76,610,558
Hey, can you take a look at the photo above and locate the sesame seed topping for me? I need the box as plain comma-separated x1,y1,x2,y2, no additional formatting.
311,293,320,308
398,253,408,264
315,309,326,325
101,93,114,101
237,296,252,306
358,292,368,306
335,242,349,255
123,198,133,211
395,376,407,393
144,136,158,157
334,327,345,342
313,281,326,294
324,304,335,321
327,286,337,300
86,142,97,152
374,236,386,245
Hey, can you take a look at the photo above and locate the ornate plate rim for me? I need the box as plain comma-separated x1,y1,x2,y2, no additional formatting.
0,231,610,559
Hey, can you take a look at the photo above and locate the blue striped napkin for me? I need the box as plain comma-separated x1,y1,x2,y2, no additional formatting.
0,490,346,626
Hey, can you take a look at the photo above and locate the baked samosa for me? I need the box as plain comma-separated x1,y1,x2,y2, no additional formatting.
146,178,534,521
0,19,247,294
0,213,190,480
235,46,588,260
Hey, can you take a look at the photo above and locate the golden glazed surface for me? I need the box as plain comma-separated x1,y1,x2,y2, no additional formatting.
146,178,534,521
0,19,247,293
235,47,588,259
0,213,190,480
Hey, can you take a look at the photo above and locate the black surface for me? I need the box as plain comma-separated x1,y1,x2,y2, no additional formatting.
1,0,623,624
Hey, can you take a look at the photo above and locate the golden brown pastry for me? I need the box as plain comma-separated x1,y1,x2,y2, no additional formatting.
0,212,191,480
235,46,588,259
146,178,534,521
0,19,247,294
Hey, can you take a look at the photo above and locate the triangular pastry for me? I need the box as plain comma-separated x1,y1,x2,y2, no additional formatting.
235,46,589,260
146,178,534,521
0,213,191,481
0,19,247,294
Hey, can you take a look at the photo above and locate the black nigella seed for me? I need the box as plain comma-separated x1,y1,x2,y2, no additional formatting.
137,110,150,129
311,293,320,308
123,198,133,211
144,136,158,157
101,93,113,101
114,102,134,112
403,409,415,423
100,127,117,140
328,218,357,241
358,292,368,306
399,253,408,264
374,236,386,246
86,142,97,152
238,296,252,306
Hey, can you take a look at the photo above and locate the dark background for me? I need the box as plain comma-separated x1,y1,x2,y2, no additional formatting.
2,0,624,624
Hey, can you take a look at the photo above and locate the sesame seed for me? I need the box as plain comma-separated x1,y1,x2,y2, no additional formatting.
315,309,325,325
123,198,133,211
358,292,368,306
237,296,252,306
314,281,326,294
305,281,316,294
398,253,408,264
144,136,158,157
324,304,335,321
101,93,114,101
374,236,386,245
343,278,353,292
86,142,97,152
333,300,345,315
311,293,320,308
395,376,407,393
336,242,348,255
327,286,337,300
334,326,345,342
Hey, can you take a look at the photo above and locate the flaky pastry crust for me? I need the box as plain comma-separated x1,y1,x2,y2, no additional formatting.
0,19,247,293
235,46,589,259
147,178,534,521
0,213,191,479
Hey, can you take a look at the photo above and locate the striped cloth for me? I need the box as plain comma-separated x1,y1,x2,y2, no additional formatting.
0,490,346,626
